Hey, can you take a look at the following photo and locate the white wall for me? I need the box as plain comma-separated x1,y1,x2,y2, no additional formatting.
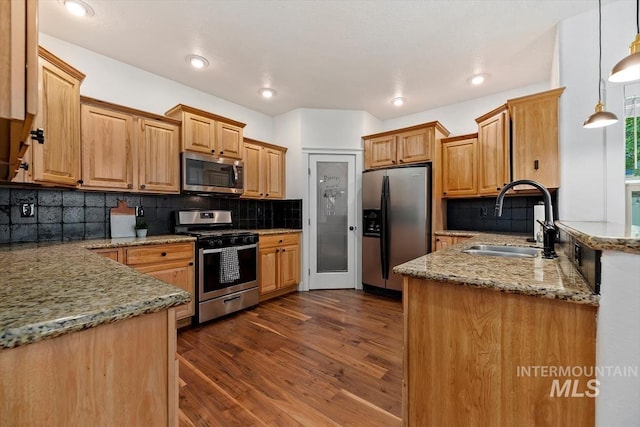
381,82,550,135
557,1,631,223
597,251,640,426
300,109,377,150
39,33,274,142
273,109,303,199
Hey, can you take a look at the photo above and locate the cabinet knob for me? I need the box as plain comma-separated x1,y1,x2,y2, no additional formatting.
399,159,404,163
211,149,215,154
77,179,84,185
497,187,501,191
140,184,146,190
127,184,133,189
220,151,224,155
189,262,194,266
266,193,269,197
161,252,167,257
443,192,447,195
260,193,264,196
282,248,286,252
279,239,283,243
276,249,280,253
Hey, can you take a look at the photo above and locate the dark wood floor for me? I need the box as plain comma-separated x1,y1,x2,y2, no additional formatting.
177,290,403,427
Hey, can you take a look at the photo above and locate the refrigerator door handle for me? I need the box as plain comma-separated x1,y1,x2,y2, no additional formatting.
380,175,390,280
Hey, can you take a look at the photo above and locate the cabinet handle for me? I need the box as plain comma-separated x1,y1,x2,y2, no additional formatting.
30,128,44,144
279,240,283,243
220,151,224,155
77,179,84,185
140,184,146,190
443,192,447,195
161,252,167,257
127,183,133,189
534,160,539,170
496,187,500,191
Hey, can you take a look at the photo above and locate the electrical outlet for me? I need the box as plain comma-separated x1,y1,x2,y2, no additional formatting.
21,203,35,217
480,207,487,217
135,206,144,217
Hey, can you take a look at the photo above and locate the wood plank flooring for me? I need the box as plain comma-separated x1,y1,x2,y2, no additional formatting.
177,290,403,427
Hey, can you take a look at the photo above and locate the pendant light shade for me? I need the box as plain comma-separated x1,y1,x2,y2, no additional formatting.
609,34,640,82
583,102,619,128
610,0,640,82
584,0,619,129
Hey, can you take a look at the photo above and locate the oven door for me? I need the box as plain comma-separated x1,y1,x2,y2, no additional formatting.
199,243,258,300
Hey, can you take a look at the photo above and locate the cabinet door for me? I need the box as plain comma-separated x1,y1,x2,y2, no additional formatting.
441,137,478,197
217,122,243,159
365,135,396,169
81,104,135,190
263,147,285,199
434,236,454,251
397,128,432,164
477,108,510,195
31,55,82,186
242,142,262,198
143,262,195,320
138,118,180,193
508,88,563,189
183,112,216,154
258,247,278,294
279,243,300,287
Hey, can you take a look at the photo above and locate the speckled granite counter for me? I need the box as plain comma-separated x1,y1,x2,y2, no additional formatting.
0,235,194,349
252,228,302,236
393,232,598,306
434,230,477,237
556,221,640,254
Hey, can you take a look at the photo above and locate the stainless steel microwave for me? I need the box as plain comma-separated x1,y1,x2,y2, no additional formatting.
181,152,244,195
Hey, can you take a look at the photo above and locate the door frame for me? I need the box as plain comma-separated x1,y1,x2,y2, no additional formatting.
302,148,363,291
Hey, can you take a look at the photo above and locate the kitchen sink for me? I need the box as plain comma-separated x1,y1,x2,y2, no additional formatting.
462,245,541,259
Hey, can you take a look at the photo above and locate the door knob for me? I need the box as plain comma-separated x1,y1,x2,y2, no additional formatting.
349,226,355,231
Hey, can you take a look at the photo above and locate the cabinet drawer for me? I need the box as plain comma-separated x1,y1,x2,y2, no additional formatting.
259,233,300,248
125,243,194,266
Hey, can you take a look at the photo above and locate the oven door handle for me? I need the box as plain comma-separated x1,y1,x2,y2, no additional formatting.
201,243,258,254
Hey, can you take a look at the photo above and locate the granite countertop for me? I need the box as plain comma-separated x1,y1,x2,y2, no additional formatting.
394,232,598,306
0,235,194,349
434,230,479,237
252,228,302,236
556,221,640,254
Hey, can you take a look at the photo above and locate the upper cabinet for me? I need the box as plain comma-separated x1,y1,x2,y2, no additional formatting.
165,104,246,160
441,134,478,198
475,104,510,196
80,97,180,194
507,87,564,189
363,121,449,170
242,138,287,199
0,0,38,181
30,47,85,186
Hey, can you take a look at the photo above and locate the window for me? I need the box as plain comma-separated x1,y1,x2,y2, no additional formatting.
624,84,640,235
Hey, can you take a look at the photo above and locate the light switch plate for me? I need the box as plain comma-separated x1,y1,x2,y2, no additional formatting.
21,203,35,217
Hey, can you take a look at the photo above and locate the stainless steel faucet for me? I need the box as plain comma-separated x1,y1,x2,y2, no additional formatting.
495,180,557,259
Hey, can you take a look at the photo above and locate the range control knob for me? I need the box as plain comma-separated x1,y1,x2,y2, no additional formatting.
243,236,252,244
230,237,238,245
215,239,223,247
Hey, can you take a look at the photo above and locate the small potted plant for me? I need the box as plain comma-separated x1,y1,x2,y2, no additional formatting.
135,219,148,238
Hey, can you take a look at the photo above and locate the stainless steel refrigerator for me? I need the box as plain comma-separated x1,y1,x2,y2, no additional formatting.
362,164,431,292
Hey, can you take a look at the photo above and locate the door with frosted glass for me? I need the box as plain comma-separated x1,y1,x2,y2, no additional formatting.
309,154,356,289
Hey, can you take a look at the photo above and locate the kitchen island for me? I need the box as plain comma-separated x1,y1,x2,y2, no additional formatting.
0,236,193,426
394,233,598,426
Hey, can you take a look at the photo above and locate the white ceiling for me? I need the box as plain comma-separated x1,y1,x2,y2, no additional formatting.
39,0,608,120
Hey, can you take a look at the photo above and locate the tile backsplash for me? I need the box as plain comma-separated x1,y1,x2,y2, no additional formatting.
446,194,559,235
0,186,302,244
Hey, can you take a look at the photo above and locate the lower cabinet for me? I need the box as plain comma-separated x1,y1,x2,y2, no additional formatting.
258,232,301,301
92,242,195,322
434,234,473,251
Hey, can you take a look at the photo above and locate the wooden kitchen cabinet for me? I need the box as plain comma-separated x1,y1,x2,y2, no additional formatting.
434,234,472,251
441,133,478,197
258,232,300,301
92,242,195,323
242,138,287,199
0,0,38,182
165,104,246,160
363,121,449,170
507,87,564,189
475,104,511,196
81,97,180,194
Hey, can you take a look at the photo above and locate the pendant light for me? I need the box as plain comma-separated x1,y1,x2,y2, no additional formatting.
584,0,619,128
609,0,640,82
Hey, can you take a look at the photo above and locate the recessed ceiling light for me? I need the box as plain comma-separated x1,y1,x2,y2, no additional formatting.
58,0,94,17
468,74,489,86
391,97,406,106
259,88,277,98
186,55,209,69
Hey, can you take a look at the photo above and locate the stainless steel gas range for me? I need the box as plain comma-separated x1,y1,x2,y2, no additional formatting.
175,210,259,324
